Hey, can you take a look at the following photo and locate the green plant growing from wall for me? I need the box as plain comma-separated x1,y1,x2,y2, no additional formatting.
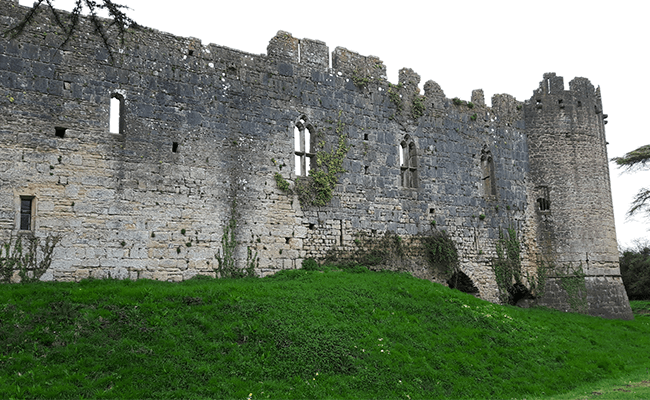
422,229,459,279
492,228,524,304
214,201,256,278
411,94,425,120
526,260,549,300
557,263,588,313
324,231,405,268
294,111,350,207
351,70,372,89
387,83,403,113
274,172,290,192
0,234,59,283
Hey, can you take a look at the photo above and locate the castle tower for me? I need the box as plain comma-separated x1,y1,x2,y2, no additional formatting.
525,73,633,319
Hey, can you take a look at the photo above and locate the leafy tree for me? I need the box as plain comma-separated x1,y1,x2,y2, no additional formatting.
612,144,650,218
619,243,650,300
2,0,138,63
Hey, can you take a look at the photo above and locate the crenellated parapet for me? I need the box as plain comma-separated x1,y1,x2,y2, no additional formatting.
331,46,386,81
526,73,607,137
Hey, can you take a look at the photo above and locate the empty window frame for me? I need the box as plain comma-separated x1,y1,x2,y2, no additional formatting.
110,93,125,134
536,186,551,211
400,136,418,188
19,196,34,231
481,146,497,198
294,117,314,176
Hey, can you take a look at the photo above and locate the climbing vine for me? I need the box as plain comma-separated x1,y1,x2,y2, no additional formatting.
422,229,459,278
294,111,350,207
492,227,523,304
214,201,257,278
274,172,290,192
324,231,406,268
351,70,373,89
388,83,403,113
0,234,59,283
411,94,426,120
558,263,588,313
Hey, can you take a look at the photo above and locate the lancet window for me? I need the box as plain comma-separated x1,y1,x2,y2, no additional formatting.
294,117,314,176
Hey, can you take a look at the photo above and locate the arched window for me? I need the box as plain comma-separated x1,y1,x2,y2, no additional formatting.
481,146,496,198
400,135,418,188
110,93,125,134
294,117,314,176
536,186,551,211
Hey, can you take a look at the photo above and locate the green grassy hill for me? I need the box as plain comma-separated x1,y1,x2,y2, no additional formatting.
1,266,649,399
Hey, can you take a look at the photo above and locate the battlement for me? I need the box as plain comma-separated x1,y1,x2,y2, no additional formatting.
529,73,603,108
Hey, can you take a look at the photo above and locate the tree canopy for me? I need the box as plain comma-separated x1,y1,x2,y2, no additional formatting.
2,0,137,63
613,144,650,219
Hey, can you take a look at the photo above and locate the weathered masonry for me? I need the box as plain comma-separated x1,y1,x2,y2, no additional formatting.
0,0,633,319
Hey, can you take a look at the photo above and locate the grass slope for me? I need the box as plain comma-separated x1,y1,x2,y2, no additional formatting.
1,267,649,399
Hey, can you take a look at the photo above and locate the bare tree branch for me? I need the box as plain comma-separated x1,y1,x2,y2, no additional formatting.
2,0,138,64
628,187,650,218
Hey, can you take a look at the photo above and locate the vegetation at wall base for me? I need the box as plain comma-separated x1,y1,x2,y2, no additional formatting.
1,268,650,399
620,245,650,300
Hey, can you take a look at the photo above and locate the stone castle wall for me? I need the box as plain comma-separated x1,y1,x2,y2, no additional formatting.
0,0,633,318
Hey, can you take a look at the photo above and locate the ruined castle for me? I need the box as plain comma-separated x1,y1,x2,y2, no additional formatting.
0,0,633,319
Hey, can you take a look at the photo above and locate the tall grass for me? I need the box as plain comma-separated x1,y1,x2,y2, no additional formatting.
1,266,649,399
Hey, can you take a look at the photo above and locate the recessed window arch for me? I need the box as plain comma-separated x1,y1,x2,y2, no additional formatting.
399,135,418,188
481,146,497,198
536,186,551,211
19,196,35,231
294,116,314,176
110,93,125,134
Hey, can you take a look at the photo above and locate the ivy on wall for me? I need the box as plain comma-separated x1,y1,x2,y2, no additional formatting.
214,200,257,278
276,111,350,208
491,227,547,305
557,263,588,313
0,234,59,283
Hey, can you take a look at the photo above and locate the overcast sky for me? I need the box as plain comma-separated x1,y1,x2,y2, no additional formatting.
20,0,650,248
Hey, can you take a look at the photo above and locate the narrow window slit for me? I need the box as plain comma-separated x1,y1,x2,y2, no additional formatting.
55,127,67,138
20,197,33,231
294,117,314,176
110,93,125,134
172,142,179,153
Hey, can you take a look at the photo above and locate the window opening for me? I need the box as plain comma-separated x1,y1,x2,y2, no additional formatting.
172,142,179,153
294,117,314,176
400,136,418,188
110,94,125,134
364,133,368,141
20,197,33,231
481,146,496,198
55,127,67,138
536,186,550,211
